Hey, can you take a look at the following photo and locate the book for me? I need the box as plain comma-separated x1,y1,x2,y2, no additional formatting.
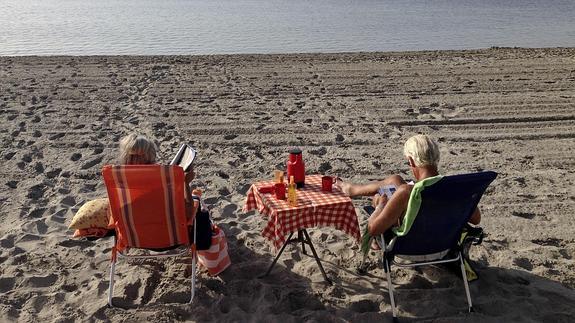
170,143,197,172
378,185,396,199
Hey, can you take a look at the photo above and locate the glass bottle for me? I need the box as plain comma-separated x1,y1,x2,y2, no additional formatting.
287,176,297,207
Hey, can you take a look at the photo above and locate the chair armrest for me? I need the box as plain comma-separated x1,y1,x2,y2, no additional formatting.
378,234,397,252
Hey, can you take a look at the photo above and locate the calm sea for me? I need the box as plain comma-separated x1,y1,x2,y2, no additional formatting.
1,0,574,56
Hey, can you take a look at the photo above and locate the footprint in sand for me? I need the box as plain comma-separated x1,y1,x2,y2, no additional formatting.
124,280,142,302
81,156,103,170
6,180,18,189
204,197,219,205
27,184,46,200
34,219,49,234
46,168,62,179
531,238,562,247
350,299,379,313
222,204,238,218
48,133,65,141
60,195,76,207
57,239,92,248
318,161,332,173
4,151,16,160
511,211,537,219
0,235,15,248
10,246,26,257
24,274,58,288
513,257,534,271
218,187,231,196
0,277,16,293
309,147,327,157
34,162,44,173
29,208,46,218
237,183,251,195
22,153,32,163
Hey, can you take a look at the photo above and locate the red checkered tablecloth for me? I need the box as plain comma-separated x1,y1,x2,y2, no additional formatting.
243,175,361,249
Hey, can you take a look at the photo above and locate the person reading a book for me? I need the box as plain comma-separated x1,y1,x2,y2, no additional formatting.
119,134,196,216
335,134,481,237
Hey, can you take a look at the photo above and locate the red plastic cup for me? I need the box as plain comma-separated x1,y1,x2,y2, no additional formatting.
321,176,333,192
274,183,286,200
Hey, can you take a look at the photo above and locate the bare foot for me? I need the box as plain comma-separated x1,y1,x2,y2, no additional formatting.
334,178,352,196
371,239,381,250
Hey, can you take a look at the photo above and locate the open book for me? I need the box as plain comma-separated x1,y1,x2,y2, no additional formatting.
170,143,197,172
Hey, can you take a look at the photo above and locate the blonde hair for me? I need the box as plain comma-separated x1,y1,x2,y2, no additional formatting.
403,134,440,167
118,134,157,165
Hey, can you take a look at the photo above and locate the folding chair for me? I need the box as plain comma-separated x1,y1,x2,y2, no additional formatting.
381,171,497,321
102,165,196,307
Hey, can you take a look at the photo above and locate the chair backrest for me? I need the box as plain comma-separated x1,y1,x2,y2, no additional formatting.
103,165,189,251
391,171,497,256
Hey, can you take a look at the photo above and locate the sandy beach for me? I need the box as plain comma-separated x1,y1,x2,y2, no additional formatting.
1,47,574,322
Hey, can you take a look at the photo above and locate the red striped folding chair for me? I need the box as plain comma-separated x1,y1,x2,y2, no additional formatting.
102,165,197,307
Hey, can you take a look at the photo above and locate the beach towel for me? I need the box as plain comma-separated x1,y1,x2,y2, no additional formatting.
198,225,231,276
360,176,443,255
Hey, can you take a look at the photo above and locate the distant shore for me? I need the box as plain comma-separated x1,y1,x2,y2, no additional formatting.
1,47,574,321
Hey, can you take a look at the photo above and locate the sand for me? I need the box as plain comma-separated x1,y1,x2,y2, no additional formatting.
1,47,574,322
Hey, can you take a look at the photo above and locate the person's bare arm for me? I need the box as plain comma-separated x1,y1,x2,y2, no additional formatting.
184,168,196,221
368,184,411,236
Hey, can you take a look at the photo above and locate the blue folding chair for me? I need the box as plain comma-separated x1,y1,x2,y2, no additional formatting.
381,171,497,321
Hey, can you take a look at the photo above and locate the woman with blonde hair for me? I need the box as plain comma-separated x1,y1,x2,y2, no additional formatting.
336,134,480,236
118,133,196,214
118,134,158,165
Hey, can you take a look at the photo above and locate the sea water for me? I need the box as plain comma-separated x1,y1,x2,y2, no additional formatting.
1,0,574,56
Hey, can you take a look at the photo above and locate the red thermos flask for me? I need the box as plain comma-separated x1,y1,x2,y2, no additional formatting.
287,148,305,188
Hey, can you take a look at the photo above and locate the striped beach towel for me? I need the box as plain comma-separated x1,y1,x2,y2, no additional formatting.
198,225,231,276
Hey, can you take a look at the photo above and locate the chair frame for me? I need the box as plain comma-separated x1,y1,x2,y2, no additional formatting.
380,236,472,322
378,171,496,321
103,165,197,307
108,220,197,307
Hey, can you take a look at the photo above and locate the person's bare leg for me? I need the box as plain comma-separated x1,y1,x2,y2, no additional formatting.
336,174,406,197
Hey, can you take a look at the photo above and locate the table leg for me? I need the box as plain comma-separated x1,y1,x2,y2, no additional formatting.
302,229,332,285
259,232,294,278
298,230,307,255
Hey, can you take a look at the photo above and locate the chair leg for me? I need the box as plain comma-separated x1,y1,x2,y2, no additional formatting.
189,218,197,304
189,251,196,304
459,253,474,312
384,258,398,321
108,260,116,307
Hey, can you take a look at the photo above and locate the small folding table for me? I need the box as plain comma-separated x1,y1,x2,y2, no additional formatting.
243,175,361,284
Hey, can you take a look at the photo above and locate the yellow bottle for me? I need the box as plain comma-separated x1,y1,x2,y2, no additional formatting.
288,176,297,207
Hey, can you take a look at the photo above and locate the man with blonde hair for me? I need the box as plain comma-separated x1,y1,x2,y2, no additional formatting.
337,134,480,237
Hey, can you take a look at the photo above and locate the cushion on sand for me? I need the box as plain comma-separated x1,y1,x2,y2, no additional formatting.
73,228,110,238
69,198,110,230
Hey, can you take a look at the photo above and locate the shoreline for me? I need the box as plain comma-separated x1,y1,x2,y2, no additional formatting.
1,47,574,321
2,46,574,59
